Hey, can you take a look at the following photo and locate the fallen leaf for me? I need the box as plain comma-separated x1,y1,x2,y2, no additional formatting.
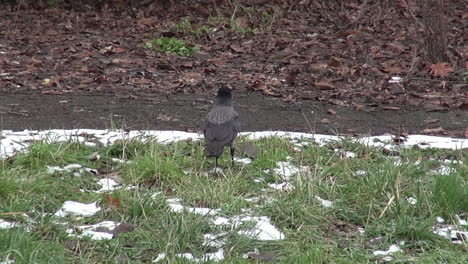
157,113,179,121
421,127,445,134
429,62,453,78
352,102,365,111
464,129,468,138
229,44,246,53
314,81,335,90
382,106,400,111
328,99,345,106
41,90,64,95
320,118,330,124
327,109,337,115
424,118,440,124
102,193,122,211
459,102,468,110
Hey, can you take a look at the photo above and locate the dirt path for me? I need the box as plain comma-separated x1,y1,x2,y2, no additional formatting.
1,92,466,137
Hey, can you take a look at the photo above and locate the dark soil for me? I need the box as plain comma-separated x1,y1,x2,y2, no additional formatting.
1,92,466,137
0,1,467,136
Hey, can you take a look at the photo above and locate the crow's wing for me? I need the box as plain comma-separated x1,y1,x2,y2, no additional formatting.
206,106,238,125
204,109,240,157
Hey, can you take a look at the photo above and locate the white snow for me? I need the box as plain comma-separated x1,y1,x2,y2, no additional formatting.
66,221,119,240
0,219,19,229
315,196,334,208
373,244,403,256
153,248,224,263
54,201,101,218
96,178,120,193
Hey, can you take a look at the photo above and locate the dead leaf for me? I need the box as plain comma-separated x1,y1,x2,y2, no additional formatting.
328,57,342,68
327,109,337,115
429,62,453,78
102,193,122,211
320,118,330,124
157,113,178,121
314,81,335,90
41,90,64,95
424,118,440,124
236,17,249,29
421,127,445,134
351,102,365,111
464,129,468,138
251,81,281,97
382,106,400,111
459,102,468,110
328,99,345,106
229,44,246,53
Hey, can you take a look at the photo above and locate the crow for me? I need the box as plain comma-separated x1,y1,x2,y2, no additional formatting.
204,87,240,167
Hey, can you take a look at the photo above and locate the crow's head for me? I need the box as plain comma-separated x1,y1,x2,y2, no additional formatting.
217,87,232,98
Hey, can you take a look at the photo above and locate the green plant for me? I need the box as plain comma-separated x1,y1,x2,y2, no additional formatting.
143,37,198,56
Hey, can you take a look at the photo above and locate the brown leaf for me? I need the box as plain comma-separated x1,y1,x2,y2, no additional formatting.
229,44,246,53
314,81,335,90
181,61,193,68
251,81,280,97
309,63,328,71
328,57,342,68
429,62,453,78
102,193,122,211
424,118,440,124
236,17,249,29
327,109,337,115
421,127,445,134
320,118,330,124
459,102,468,111
328,99,345,106
41,90,64,95
464,129,468,138
382,106,400,111
351,102,365,111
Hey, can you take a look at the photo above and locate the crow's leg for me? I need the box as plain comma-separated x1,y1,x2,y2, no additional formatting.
230,146,235,166
215,157,219,168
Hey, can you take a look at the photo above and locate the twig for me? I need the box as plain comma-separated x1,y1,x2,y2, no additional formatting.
378,195,395,219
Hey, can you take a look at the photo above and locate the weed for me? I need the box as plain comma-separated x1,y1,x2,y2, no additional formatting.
143,37,198,56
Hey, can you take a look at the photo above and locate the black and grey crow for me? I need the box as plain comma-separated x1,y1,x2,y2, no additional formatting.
204,87,241,167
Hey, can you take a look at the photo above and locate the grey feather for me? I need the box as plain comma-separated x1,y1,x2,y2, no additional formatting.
204,88,240,161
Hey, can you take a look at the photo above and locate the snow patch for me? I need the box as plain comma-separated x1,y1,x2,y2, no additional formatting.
54,201,101,218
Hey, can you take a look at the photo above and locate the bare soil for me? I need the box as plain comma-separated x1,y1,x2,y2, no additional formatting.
1,92,466,137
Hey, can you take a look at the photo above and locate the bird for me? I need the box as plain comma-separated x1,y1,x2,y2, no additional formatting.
204,86,241,167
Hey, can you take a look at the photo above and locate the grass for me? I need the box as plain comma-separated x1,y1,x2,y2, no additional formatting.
144,37,198,56
1,134,467,263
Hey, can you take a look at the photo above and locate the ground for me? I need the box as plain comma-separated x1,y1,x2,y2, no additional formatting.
0,1,467,136
1,92,467,136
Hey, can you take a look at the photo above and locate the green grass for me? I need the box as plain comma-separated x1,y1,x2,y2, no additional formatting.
1,136,467,263
144,37,198,56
